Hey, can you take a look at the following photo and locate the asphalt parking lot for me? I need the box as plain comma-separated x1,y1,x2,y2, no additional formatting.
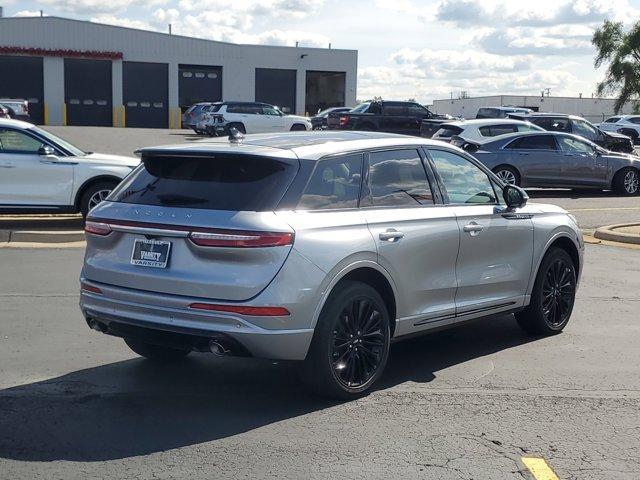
1,244,639,479
1,126,639,479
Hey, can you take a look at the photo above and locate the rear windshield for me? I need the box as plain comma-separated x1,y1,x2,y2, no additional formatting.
109,154,298,211
436,125,464,138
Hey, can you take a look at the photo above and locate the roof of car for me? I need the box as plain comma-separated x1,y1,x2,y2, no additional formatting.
0,118,36,129
442,119,534,127
138,131,455,160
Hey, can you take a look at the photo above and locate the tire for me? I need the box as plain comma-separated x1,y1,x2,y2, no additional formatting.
493,165,520,186
618,128,639,145
516,247,577,336
80,180,118,217
299,281,391,399
290,123,307,131
124,338,191,362
612,167,639,196
227,122,246,134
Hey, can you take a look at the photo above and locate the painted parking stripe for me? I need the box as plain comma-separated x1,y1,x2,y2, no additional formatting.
522,457,560,480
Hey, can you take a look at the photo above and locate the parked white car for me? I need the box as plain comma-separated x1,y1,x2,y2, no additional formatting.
197,102,312,136
432,119,544,142
0,119,138,216
598,115,640,144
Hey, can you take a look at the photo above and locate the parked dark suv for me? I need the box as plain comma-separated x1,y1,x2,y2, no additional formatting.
513,113,634,154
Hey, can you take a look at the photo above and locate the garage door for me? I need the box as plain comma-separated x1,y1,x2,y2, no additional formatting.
123,61,168,128
178,64,222,111
64,59,112,126
0,55,44,124
305,71,346,116
255,68,296,114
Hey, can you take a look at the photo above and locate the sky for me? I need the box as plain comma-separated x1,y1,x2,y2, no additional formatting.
4,0,640,104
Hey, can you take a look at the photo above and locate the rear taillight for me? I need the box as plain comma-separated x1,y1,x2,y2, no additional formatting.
81,282,103,294
189,230,293,248
23,101,29,114
339,115,349,127
189,303,290,316
84,221,112,236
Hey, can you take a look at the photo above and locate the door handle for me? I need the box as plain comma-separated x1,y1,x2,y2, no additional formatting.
463,222,484,236
379,229,405,242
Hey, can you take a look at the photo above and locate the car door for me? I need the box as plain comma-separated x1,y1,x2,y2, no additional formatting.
360,148,460,336
405,103,431,135
261,104,287,132
426,148,534,317
380,102,406,134
503,134,563,186
0,127,74,206
557,135,608,186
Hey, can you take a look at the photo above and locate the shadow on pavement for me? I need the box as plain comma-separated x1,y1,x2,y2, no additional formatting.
526,189,623,200
0,314,535,462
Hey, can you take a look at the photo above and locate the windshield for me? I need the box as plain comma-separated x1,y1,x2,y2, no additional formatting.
29,126,85,156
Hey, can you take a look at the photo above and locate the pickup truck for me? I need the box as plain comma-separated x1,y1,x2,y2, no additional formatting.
327,100,449,136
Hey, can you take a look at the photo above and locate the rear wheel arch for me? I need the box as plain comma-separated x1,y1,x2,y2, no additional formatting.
319,265,398,337
492,164,521,185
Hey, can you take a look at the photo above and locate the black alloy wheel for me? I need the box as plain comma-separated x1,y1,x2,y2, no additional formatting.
541,258,576,327
331,297,386,389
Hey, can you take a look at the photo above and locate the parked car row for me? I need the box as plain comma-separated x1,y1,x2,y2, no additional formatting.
0,98,30,122
183,101,312,135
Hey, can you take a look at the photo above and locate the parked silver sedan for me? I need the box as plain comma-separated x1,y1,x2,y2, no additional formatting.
459,131,640,195
80,131,583,399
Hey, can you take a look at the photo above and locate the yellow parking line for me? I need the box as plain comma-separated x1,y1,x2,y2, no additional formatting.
522,457,560,480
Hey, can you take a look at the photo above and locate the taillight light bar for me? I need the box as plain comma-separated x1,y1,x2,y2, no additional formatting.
85,221,112,236
189,303,290,316
339,115,349,127
81,282,103,294
189,231,293,248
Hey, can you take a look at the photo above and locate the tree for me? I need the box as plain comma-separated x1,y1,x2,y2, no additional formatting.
592,20,640,113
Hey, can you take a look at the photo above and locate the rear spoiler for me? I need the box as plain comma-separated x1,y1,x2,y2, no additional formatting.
450,135,481,153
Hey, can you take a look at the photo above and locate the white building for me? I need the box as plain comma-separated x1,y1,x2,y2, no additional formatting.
0,15,358,127
432,95,634,123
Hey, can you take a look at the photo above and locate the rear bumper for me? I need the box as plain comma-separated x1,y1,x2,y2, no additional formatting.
79,281,314,361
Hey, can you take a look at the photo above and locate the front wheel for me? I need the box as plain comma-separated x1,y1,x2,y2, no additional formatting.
612,167,639,196
124,339,191,362
290,123,307,131
299,281,391,399
516,248,577,335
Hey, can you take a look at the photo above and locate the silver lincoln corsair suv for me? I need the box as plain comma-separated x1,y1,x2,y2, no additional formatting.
80,131,583,399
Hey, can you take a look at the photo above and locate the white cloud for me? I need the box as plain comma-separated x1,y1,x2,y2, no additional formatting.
90,14,156,31
38,0,137,14
476,27,594,56
13,10,45,17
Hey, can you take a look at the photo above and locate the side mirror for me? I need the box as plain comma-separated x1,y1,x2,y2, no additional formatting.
38,145,56,156
503,184,528,209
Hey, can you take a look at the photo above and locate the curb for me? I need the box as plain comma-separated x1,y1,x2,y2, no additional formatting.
1,230,85,244
594,223,640,245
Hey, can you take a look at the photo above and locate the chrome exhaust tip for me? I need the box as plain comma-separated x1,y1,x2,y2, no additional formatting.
208,339,230,356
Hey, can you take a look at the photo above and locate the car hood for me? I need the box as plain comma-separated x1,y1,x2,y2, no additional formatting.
79,152,140,167
287,114,311,122
602,150,640,163
604,130,631,140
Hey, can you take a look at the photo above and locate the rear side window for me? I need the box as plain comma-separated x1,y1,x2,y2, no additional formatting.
383,103,405,116
628,117,640,125
296,154,363,210
479,124,518,136
476,108,501,119
506,135,558,150
429,149,497,204
110,154,297,211
365,149,434,207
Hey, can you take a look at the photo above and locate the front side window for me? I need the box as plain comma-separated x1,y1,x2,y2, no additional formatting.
0,128,43,154
572,120,598,140
350,103,370,113
506,135,558,150
365,149,434,207
429,149,497,204
406,103,429,116
628,117,640,125
262,105,281,116
558,136,596,155
296,154,363,210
